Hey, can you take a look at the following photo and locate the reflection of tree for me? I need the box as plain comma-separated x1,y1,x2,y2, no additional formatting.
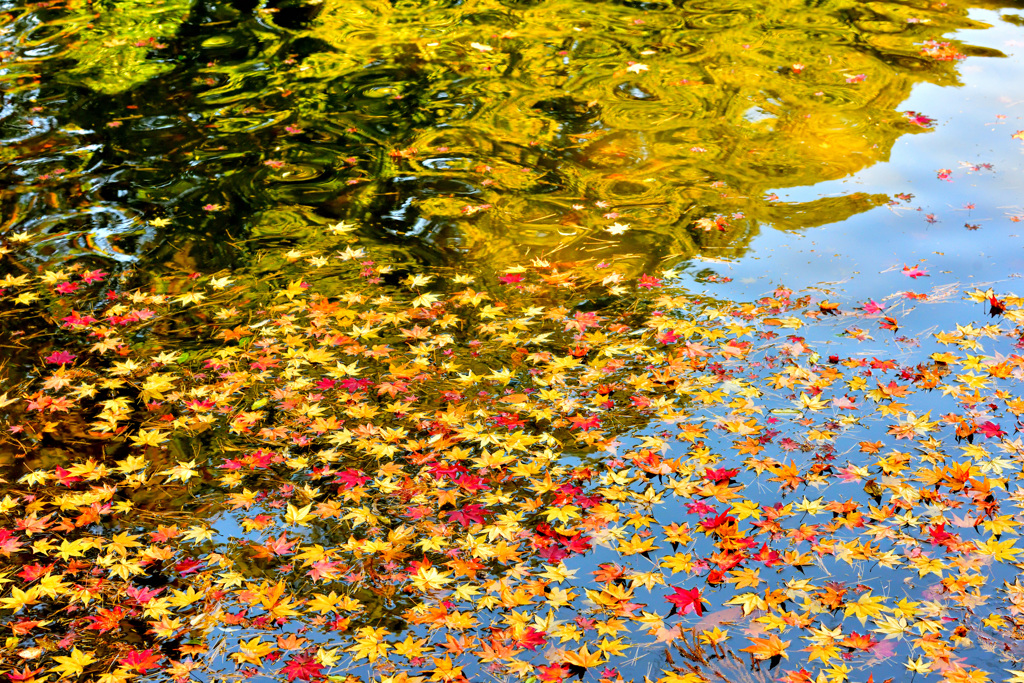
758,193,890,232
0,0,1011,278
293,0,1006,270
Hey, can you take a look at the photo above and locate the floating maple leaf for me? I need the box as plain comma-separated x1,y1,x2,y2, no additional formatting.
665,586,704,616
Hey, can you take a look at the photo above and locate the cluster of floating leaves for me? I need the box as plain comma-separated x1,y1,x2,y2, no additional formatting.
3,231,1024,683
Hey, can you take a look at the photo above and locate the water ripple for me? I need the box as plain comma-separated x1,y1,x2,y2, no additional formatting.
0,0,1012,274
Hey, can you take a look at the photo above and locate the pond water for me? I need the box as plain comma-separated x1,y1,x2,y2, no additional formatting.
3,0,1024,682
2,0,1021,282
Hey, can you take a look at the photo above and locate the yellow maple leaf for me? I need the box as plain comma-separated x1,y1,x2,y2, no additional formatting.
563,643,604,668
725,591,768,615
230,636,276,666
284,503,315,526
307,591,343,614
429,656,464,682
843,592,888,624
412,566,453,592
349,626,390,662
0,587,39,613
740,634,790,661
976,537,1021,562
50,648,97,678
159,459,198,482
278,279,307,300
597,637,629,657
394,634,432,660
132,428,169,448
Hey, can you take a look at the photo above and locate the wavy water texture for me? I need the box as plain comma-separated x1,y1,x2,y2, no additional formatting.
0,0,1010,276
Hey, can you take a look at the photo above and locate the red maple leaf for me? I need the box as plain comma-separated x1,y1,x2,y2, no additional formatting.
87,607,125,633
564,311,602,333
777,670,814,683
44,350,77,364
927,523,953,546
307,560,341,581
703,467,738,483
453,474,489,492
700,511,735,531
563,535,592,555
665,586,704,616
840,631,878,651
7,667,44,682
593,564,624,582
335,469,369,487
262,532,297,556
538,664,570,683
119,649,162,673
977,421,1006,439
174,557,204,575
126,585,163,604
0,530,24,554
16,563,53,583
447,504,489,526
10,619,47,636
754,543,782,566
516,627,548,651
281,653,324,682
568,414,601,431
